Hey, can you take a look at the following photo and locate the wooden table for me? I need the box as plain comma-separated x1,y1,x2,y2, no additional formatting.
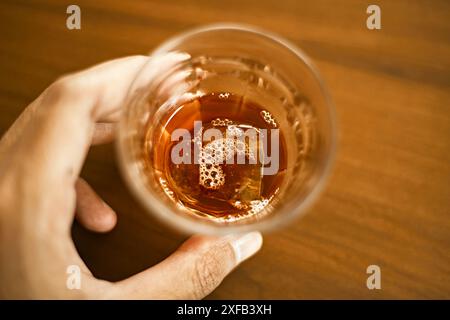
0,0,449,299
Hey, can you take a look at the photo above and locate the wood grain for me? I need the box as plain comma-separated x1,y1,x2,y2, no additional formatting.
0,0,449,298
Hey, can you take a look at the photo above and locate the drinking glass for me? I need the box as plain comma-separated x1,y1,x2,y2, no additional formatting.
116,24,336,234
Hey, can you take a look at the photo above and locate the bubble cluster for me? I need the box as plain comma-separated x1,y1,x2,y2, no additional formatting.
199,161,225,190
158,177,175,200
226,125,257,162
230,200,247,210
260,110,277,128
211,118,234,127
248,199,270,215
226,125,243,137
228,198,271,215
193,126,203,148
198,138,238,190
198,122,257,190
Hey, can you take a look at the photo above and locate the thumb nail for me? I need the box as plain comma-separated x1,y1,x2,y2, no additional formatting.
229,232,263,264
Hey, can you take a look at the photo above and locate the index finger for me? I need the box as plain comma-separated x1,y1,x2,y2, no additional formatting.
3,53,187,185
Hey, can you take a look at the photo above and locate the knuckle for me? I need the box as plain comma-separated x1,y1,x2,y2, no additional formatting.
191,244,232,299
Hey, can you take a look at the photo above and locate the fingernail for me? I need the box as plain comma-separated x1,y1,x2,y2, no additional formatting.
230,232,263,264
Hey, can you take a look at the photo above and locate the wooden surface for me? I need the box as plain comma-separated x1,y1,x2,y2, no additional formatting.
0,0,449,299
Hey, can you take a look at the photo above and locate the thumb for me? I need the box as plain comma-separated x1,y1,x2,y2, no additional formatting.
111,232,263,299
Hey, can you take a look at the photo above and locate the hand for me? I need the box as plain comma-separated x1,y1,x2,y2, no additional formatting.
0,56,263,299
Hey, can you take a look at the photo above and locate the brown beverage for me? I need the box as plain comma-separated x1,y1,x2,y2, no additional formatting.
145,92,287,222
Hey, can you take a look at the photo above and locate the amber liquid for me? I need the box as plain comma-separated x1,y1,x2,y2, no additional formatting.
146,92,287,221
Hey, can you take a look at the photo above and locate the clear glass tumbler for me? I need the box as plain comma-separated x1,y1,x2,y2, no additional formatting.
116,24,336,235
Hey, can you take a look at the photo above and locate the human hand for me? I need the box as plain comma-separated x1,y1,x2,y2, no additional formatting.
0,56,263,299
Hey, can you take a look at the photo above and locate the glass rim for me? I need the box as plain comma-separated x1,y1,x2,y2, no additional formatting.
116,23,337,235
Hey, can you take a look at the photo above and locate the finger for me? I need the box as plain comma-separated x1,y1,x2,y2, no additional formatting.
9,53,189,185
112,232,263,299
1,56,143,156
3,53,189,226
75,178,117,233
16,56,148,184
